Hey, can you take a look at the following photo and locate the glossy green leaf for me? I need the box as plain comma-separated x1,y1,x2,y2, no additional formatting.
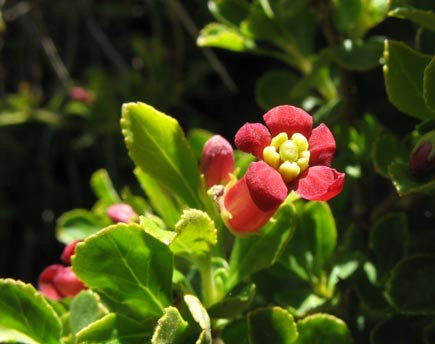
72,223,173,322
134,167,180,227
208,0,250,26
208,283,256,318
227,203,296,291
140,216,177,245
387,255,435,314
383,40,435,120
256,69,298,110
389,7,435,31
90,169,120,203
184,295,212,344
369,213,408,278
151,307,188,344
248,307,298,344
240,3,282,43
187,128,214,161
423,56,435,111
121,102,201,208
388,160,435,196
75,313,151,344
328,37,384,71
371,316,424,344
69,291,105,335
197,23,255,52
56,209,104,245
0,279,61,344
221,318,249,344
296,313,352,344
372,132,399,177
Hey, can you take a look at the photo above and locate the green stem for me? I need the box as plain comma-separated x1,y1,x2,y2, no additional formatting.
199,257,217,308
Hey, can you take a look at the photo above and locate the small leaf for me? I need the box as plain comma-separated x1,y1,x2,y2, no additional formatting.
72,223,173,322
56,209,104,244
296,313,352,344
208,283,256,318
227,203,296,291
388,160,435,196
327,37,384,71
76,313,152,344
372,132,399,177
90,169,120,203
208,0,250,26
0,279,61,344
121,102,202,208
248,307,298,344
140,216,177,245
151,307,188,344
184,295,212,344
388,7,435,31
369,213,408,278
256,69,298,110
170,209,217,262
197,23,255,52
423,56,435,112
221,318,249,344
69,291,105,335
387,255,435,314
134,167,181,227
383,40,435,120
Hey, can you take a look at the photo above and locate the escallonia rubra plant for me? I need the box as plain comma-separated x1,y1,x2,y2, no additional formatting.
1,102,354,344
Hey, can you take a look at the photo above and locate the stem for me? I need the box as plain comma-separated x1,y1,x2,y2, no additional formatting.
199,257,217,308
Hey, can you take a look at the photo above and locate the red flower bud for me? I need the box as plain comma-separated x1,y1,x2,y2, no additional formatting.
69,87,94,104
107,203,138,223
201,135,235,188
60,240,82,265
409,140,435,178
38,264,85,300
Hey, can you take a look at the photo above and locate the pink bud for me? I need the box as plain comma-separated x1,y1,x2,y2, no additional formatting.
60,240,82,265
200,135,235,188
69,87,94,104
107,203,137,223
38,264,85,300
409,141,435,178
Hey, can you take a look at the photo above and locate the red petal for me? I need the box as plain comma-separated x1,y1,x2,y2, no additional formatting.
235,123,271,159
263,105,313,138
223,176,276,234
38,264,64,300
308,124,336,166
60,240,82,265
200,135,235,187
245,161,288,211
293,166,345,201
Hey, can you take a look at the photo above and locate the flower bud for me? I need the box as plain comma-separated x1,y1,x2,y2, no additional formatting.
200,135,234,188
107,203,138,223
60,240,82,265
69,87,94,104
38,264,85,300
409,131,435,178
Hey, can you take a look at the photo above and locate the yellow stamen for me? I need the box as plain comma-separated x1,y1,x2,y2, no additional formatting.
279,161,300,183
292,133,309,151
270,132,288,149
263,146,281,169
279,140,299,162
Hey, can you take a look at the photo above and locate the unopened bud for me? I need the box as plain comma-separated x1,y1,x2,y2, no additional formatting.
69,87,94,104
60,240,82,265
107,203,138,223
409,131,435,178
38,264,85,300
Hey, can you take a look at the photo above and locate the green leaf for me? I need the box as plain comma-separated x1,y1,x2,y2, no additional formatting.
170,209,217,263
221,318,249,344
56,209,104,244
197,23,255,52
72,223,173,322
296,313,352,344
0,279,61,344
208,283,256,318
424,56,435,111
121,102,201,208
387,255,435,314
184,295,212,344
383,40,435,120
90,169,120,203
255,70,298,110
353,265,390,312
248,307,298,344
227,203,296,291
327,37,384,71
234,150,256,177
371,315,424,344
187,128,214,161
369,213,408,278
151,307,188,344
388,7,435,31
134,167,181,227
372,132,399,177
76,313,151,344
140,216,177,245
240,3,282,43
208,0,250,26
388,160,435,196
69,291,105,335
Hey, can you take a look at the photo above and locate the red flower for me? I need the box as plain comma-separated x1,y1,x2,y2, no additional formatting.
222,105,345,235
60,240,82,265
38,264,85,300
107,203,138,223
69,87,94,104
201,135,235,188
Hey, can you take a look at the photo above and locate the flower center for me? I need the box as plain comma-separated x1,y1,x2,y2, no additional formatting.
262,132,310,183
